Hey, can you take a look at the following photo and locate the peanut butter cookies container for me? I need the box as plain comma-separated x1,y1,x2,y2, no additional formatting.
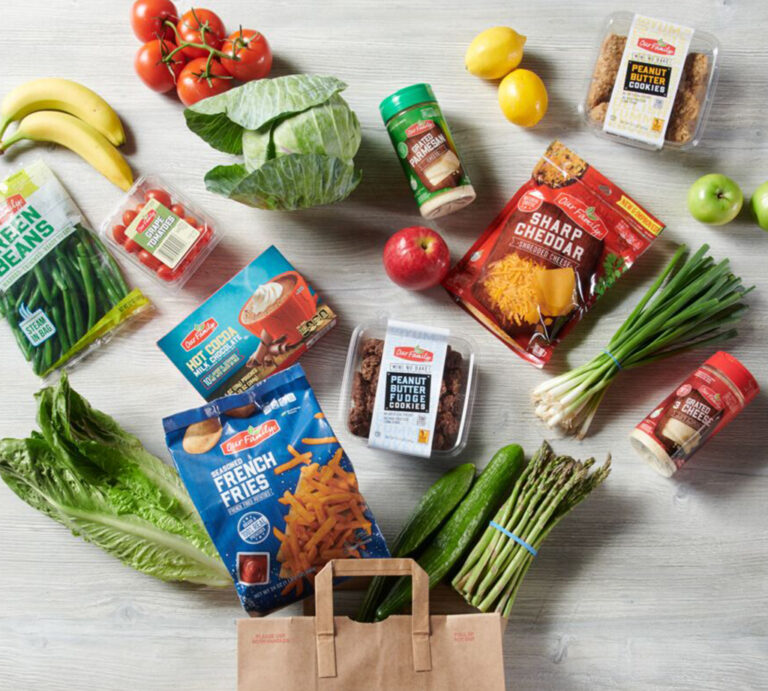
582,12,720,150
339,318,477,458
630,352,758,477
380,84,476,219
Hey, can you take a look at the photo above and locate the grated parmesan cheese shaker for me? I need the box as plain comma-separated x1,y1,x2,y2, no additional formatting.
380,84,476,219
630,351,758,477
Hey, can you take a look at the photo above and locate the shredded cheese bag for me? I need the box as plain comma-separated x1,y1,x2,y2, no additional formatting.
444,140,665,367
163,363,389,615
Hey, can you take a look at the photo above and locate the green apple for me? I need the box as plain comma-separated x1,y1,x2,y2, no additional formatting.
750,180,768,231
687,174,743,225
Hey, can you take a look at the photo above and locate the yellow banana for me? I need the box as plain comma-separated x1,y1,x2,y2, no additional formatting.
0,78,125,146
0,111,133,191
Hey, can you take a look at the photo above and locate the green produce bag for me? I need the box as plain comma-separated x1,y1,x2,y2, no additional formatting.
0,159,150,376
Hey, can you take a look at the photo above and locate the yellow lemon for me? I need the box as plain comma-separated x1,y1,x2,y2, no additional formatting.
465,27,526,80
498,69,548,127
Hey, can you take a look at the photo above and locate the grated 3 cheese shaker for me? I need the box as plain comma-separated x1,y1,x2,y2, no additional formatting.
380,84,476,219
630,351,758,477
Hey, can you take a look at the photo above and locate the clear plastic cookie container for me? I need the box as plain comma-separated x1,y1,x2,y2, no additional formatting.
338,318,477,458
581,12,720,151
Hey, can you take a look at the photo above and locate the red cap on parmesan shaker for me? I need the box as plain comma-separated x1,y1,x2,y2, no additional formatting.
704,351,759,404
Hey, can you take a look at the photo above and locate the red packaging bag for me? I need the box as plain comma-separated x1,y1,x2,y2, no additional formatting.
443,140,665,367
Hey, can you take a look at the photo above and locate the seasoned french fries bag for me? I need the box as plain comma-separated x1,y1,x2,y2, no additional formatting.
163,363,389,614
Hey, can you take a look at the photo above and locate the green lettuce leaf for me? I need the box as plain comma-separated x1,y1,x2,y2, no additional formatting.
0,376,230,587
205,154,362,211
185,75,347,154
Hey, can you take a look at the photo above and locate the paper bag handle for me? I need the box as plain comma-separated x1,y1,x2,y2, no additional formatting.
314,558,432,678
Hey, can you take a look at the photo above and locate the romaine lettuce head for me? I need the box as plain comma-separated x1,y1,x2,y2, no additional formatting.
186,75,362,211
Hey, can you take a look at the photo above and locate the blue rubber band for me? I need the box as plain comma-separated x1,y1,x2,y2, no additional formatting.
489,520,538,557
602,348,622,370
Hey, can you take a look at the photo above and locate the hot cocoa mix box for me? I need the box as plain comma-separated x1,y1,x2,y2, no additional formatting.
158,246,336,400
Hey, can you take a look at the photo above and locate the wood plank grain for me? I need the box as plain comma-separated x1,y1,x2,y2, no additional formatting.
0,1,766,689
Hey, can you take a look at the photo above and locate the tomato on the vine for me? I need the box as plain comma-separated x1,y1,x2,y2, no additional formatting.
220,29,272,81
176,57,232,106
135,40,186,93
130,0,178,42
176,8,226,59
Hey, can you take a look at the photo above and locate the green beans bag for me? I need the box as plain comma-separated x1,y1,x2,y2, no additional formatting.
0,160,150,376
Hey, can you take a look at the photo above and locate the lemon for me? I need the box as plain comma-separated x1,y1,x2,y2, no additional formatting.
498,69,548,127
465,27,526,80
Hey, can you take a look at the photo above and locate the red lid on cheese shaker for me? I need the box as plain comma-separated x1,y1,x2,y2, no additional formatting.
705,351,759,403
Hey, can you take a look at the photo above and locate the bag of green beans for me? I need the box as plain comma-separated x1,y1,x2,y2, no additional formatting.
0,160,151,376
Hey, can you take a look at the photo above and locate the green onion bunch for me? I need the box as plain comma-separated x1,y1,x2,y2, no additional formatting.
532,244,752,438
453,441,610,616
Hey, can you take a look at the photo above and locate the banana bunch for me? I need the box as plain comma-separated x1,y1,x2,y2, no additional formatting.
0,78,133,190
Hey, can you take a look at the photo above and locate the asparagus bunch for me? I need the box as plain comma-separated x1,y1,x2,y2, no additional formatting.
453,442,610,617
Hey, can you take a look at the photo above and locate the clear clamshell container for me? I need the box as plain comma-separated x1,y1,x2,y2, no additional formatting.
581,12,720,151
339,318,477,458
100,174,222,292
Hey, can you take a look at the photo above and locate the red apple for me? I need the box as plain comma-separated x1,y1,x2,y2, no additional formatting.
382,226,451,291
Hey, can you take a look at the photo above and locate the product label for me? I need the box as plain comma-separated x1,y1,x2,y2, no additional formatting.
603,14,694,147
125,198,199,269
18,304,56,346
385,103,471,208
0,161,79,292
635,365,744,469
368,319,448,457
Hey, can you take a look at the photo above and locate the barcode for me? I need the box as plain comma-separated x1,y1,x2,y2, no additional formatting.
155,233,189,268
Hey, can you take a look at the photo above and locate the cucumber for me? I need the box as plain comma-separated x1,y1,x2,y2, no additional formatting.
356,462,475,622
374,444,525,621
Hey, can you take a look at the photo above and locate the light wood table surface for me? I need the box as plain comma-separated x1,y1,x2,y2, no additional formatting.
0,1,766,689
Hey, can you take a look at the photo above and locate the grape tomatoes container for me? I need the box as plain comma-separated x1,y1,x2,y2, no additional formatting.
100,175,222,291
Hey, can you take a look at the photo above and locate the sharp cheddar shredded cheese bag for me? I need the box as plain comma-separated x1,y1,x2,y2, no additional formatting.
163,363,389,615
443,140,665,367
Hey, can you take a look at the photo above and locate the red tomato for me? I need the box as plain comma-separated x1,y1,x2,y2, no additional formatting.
185,215,199,227
130,0,177,42
156,264,180,281
112,224,127,245
176,58,232,106
220,29,272,81
144,188,172,207
138,250,163,271
176,8,225,58
134,40,186,93
124,237,141,253
198,224,213,244
170,203,185,217
122,209,137,226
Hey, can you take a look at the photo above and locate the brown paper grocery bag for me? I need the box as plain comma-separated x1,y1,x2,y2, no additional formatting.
237,558,506,690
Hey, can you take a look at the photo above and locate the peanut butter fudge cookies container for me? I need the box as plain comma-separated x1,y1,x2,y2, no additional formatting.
630,352,759,477
582,12,720,150
339,318,477,458
380,84,476,219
